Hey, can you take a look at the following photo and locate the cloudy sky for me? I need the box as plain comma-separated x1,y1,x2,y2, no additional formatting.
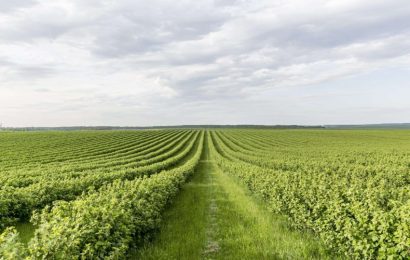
1,0,409,127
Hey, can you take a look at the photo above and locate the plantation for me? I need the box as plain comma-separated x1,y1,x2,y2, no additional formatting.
0,129,409,259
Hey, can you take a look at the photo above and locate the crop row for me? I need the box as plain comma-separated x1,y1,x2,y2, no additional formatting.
0,130,199,230
0,130,181,172
0,131,204,259
0,131,147,166
0,130,189,188
210,130,410,259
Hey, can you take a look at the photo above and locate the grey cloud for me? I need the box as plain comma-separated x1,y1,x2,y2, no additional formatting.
91,1,229,58
0,58,55,82
0,0,36,13
265,5,410,49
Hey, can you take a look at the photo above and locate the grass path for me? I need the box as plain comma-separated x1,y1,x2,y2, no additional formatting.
130,132,213,259
132,132,334,259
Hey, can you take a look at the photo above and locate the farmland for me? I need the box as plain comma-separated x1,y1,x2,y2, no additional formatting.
0,129,409,259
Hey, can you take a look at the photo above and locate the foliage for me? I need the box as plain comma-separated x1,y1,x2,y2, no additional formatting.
0,227,27,259
0,130,197,230
1,129,409,259
26,131,203,259
209,130,410,259
0,130,203,259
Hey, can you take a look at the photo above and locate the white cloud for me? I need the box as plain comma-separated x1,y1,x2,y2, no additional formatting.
0,0,410,126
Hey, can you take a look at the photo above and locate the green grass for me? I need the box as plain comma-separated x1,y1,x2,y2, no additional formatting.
130,136,212,259
210,165,333,259
132,133,335,259
15,222,35,244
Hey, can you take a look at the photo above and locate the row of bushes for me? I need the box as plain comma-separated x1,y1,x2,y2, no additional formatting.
0,131,204,259
0,131,198,230
210,131,410,259
0,130,186,188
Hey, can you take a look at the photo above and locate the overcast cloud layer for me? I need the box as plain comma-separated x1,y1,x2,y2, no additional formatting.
1,0,410,126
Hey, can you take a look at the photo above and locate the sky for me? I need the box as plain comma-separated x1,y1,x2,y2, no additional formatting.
0,0,410,127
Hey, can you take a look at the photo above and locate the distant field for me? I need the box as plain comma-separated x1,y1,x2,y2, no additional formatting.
0,129,409,259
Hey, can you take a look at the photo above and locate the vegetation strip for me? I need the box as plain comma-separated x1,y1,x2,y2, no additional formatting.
0,131,197,230
1,129,409,259
131,132,331,260
0,132,204,259
210,130,410,259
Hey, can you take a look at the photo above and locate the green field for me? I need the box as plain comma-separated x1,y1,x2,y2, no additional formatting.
0,129,409,259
